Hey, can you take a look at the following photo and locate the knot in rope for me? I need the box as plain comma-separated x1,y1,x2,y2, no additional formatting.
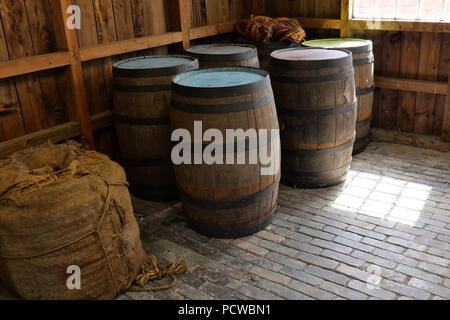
131,255,187,292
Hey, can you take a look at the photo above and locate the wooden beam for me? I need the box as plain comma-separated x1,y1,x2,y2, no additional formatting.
80,32,183,62
0,111,112,159
349,19,450,33
375,76,447,95
340,0,350,37
296,18,342,30
57,0,94,150
190,21,238,40
0,52,70,79
443,67,450,142
178,0,191,49
370,128,450,152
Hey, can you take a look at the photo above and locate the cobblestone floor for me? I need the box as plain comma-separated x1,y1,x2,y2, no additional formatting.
1,142,449,300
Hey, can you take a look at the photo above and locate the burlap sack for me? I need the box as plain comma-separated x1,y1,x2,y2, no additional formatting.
0,142,146,299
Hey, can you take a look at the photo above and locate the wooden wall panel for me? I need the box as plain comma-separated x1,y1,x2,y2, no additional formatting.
396,32,420,132
414,33,441,135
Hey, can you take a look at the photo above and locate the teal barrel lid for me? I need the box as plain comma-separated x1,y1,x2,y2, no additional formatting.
271,48,349,61
302,38,373,54
113,55,199,77
172,67,270,98
270,47,353,69
186,44,258,61
173,67,266,88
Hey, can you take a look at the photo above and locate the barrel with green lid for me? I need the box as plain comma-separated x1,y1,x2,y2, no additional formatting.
171,67,280,238
269,47,357,188
186,44,260,69
303,38,374,154
113,55,199,201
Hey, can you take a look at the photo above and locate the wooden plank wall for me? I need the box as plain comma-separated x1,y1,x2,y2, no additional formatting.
351,30,448,136
266,0,341,38
0,0,263,150
266,0,449,137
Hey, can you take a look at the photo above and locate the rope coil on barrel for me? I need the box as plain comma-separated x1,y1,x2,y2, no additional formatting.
236,16,306,43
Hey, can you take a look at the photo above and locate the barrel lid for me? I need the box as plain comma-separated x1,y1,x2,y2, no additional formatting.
113,55,198,77
270,47,352,69
172,67,269,98
303,38,373,54
272,48,349,61
186,44,258,61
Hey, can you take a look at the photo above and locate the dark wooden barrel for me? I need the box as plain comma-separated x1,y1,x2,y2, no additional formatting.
186,44,260,69
171,67,280,238
113,55,199,201
303,39,374,154
269,48,357,188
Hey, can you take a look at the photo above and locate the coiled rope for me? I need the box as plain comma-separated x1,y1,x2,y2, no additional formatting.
236,16,306,43
130,255,187,292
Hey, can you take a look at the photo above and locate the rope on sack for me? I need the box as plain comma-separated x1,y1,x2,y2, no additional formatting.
129,255,187,292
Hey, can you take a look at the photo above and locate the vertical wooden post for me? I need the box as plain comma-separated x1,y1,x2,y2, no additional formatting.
341,0,351,38
52,0,94,150
179,0,191,49
443,66,450,142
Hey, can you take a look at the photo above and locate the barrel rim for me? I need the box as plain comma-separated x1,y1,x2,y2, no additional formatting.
113,55,199,77
302,38,373,54
270,47,353,69
186,43,258,61
172,66,271,98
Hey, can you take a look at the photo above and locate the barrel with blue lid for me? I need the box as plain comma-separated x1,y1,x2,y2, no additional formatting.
113,55,199,201
303,38,375,154
171,67,280,238
186,44,260,69
269,47,357,188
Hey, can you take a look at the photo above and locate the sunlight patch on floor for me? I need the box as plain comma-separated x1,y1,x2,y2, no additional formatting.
332,170,432,226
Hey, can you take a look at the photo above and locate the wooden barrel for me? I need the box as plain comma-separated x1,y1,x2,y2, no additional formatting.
238,39,301,71
186,44,260,69
171,67,280,238
303,38,374,154
113,55,199,201
269,48,357,188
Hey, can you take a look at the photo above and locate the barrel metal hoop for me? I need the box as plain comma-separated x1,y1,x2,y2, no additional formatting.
353,56,375,65
282,164,350,179
186,204,277,239
121,157,171,167
114,114,170,126
271,69,354,84
278,101,357,118
355,136,370,145
282,138,355,157
171,93,274,114
187,130,278,154
356,84,376,96
113,84,172,93
179,175,281,210
195,49,258,62
356,116,373,128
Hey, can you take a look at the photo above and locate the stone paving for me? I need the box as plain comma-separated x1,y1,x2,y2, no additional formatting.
1,142,449,300
120,142,449,300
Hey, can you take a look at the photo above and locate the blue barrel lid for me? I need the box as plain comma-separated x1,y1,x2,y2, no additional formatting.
173,67,267,88
113,55,199,77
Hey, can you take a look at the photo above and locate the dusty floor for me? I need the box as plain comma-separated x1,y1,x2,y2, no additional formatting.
1,142,449,300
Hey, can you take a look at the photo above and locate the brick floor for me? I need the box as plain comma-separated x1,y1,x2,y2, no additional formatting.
0,142,448,300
